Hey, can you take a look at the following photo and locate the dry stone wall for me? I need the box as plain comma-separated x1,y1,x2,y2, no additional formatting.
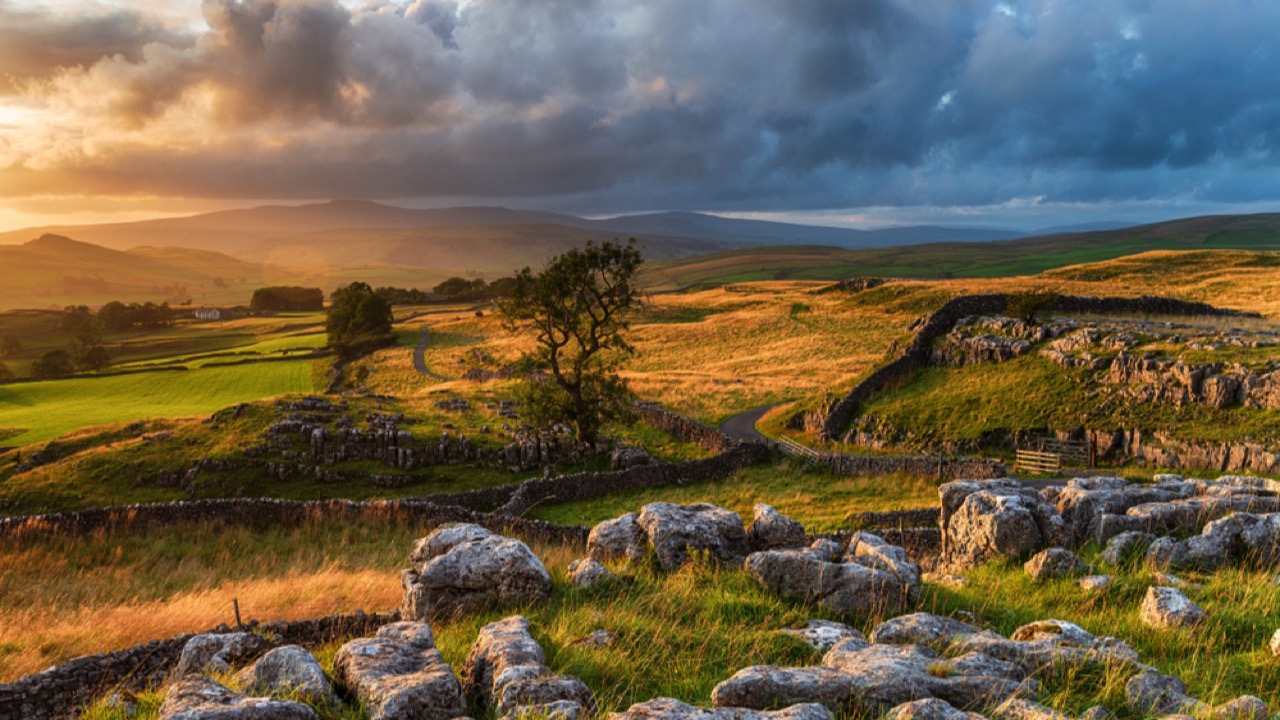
819,294,1254,440
0,611,398,720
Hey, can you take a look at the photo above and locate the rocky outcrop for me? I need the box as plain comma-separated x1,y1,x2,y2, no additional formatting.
237,645,337,707
745,534,921,615
1139,587,1207,629
401,524,552,621
637,503,749,570
462,616,595,720
1145,512,1280,571
333,622,466,720
713,635,1035,717
939,480,1063,569
158,676,316,720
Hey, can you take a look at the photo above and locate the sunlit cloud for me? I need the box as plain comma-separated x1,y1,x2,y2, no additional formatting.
0,0,1278,230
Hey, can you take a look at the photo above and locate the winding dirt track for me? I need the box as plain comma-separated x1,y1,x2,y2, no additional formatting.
412,326,444,379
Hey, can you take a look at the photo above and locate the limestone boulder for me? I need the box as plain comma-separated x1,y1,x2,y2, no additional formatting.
333,622,466,720
158,676,316,720
1100,531,1155,567
567,558,617,589
237,645,337,706
939,482,1063,569
748,503,807,551
885,698,985,720
637,503,749,570
462,616,595,720
1139,587,1207,629
1023,548,1085,581
1078,575,1112,592
780,620,866,653
609,698,832,720
171,632,273,678
711,666,856,712
1271,629,1280,658
821,640,1035,713
746,548,917,616
869,613,999,648
845,532,922,593
402,525,552,621
588,513,648,564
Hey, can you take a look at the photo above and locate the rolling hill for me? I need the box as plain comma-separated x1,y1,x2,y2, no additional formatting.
0,199,1031,255
0,234,276,309
639,212,1280,289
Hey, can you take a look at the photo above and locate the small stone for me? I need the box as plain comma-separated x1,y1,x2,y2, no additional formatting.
567,558,617,589
923,573,969,590
1024,548,1086,581
779,620,866,652
1079,575,1112,592
1079,706,1113,720
572,630,617,649
1139,587,1207,629
1153,572,1186,587
1270,629,1280,658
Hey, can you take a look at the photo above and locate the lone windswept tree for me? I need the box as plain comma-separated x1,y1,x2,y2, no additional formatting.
498,240,644,445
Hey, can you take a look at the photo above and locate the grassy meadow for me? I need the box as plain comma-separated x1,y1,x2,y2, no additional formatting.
1,511,1272,718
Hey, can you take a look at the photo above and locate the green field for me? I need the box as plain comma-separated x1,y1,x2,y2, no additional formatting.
0,359,323,445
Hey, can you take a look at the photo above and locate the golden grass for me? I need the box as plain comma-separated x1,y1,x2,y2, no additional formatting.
0,568,401,681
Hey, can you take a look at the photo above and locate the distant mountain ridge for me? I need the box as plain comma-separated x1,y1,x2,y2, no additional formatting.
0,199,1035,254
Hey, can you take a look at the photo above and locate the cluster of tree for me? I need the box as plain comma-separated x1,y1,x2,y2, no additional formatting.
373,277,518,306
498,240,644,444
250,286,325,313
326,282,395,356
435,276,517,301
97,301,176,331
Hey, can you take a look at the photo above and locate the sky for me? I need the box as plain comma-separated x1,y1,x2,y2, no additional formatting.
1,0,1279,232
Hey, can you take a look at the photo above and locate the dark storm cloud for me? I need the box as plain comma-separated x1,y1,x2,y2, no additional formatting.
6,0,1280,214
0,1,192,95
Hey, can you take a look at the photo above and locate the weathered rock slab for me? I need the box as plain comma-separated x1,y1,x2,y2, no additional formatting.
1139,587,1207,629
333,621,466,720
158,676,316,720
402,524,552,620
638,503,749,570
237,644,337,706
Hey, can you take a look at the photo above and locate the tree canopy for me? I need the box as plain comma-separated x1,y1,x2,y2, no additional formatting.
325,282,395,355
251,286,325,313
497,240,644,444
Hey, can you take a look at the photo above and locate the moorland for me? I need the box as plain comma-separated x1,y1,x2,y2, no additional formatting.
2,206,1280,720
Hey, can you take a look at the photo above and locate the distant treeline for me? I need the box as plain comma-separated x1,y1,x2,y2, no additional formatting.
375,276,516,306
251,286,325,312
93,301,176,331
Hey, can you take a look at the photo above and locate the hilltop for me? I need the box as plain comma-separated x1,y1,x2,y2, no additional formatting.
0,234,271,309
